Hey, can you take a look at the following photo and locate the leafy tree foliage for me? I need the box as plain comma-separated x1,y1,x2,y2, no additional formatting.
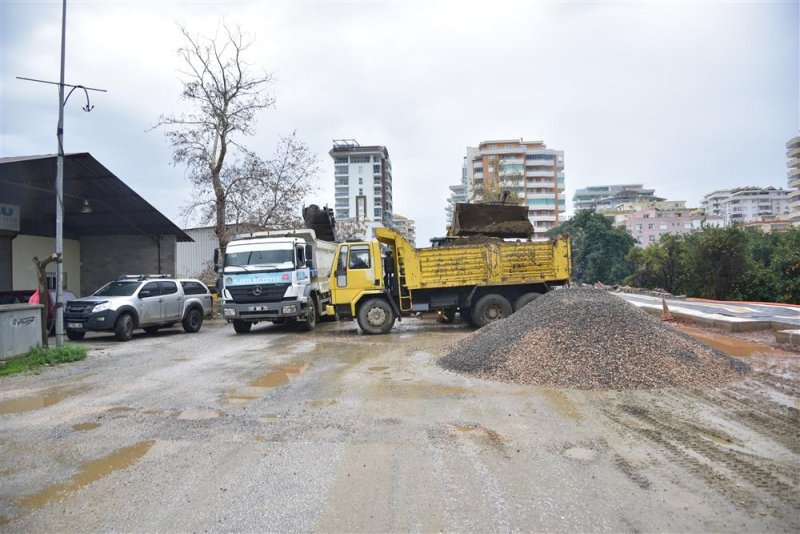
625,225,800,303
548,210,635,285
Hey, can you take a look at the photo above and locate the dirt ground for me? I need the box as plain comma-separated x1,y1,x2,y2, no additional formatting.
0,316,798,532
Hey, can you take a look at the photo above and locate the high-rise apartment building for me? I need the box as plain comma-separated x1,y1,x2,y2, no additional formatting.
465,139,565,238
391,213,417,246
445,156,471,226
572,184,662,212
330,140,393,238
788,135,800,225
701,187,790,225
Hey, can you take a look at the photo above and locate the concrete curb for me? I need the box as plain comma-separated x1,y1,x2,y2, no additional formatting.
774,329,800,347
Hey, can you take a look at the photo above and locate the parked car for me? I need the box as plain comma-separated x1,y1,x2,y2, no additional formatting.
64,275,212,341
0,289,77,333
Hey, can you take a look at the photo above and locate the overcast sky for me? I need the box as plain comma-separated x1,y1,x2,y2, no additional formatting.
1,0,798,244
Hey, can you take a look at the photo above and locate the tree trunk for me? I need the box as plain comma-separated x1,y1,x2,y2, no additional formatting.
32,255,56,348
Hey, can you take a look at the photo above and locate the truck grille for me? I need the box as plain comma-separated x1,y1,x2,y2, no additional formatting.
228,284,290,303
65,301,98,315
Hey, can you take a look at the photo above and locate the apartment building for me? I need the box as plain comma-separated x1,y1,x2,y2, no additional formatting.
329,140,393,238
788,135,800,225
445,156,472,226
701,187,790,225
391,213,417,247
620,209,723,247
573,184,663,212
465,139,565,238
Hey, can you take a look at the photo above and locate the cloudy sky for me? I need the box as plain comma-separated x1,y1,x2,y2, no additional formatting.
1,0,797,244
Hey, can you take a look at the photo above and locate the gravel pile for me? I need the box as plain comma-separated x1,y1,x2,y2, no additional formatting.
440,288,748,389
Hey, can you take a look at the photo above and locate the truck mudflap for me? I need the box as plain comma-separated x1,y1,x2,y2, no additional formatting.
222,298,309,321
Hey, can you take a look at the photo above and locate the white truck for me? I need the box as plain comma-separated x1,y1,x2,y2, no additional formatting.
218,229,337,333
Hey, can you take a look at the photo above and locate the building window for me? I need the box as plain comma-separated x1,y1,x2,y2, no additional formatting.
373,164,381,174
374,176,381,184
684,222,692,229
659,223,668,230
334,166,348,175
335,200,348,208
336,209,349,219
648,235,656,243
374,186,381,194
373,155,381,162
350,156,370,164
335,178,349,186
374,208,382,217
647,223,655,230
525,154,555,161
359,188,363,195
635,224,642,231
358,177,363,185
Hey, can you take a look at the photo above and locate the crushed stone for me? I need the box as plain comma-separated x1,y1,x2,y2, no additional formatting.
439,288,749,390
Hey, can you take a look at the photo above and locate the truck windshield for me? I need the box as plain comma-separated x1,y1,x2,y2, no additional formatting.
225,246,294,270
93,281,141,297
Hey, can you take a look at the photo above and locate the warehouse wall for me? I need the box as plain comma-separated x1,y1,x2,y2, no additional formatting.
11,235,81,292
80,235,176,295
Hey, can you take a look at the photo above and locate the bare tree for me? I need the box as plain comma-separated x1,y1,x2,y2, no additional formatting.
474,156,522,203
153,23,274,253
335,218,368,241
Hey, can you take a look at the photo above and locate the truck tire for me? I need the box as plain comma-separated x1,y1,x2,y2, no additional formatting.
232,320,252,334
66,329,85,341
357,298,396,335
513,292,541,312
182,307,203,333
473,294,512,328
300,298,317,332
114,313,135,341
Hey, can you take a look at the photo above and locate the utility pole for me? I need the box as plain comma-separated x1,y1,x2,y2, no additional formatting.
16,0,105,346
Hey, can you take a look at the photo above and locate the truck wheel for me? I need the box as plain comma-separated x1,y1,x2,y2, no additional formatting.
143,326,160,334
114,313,134,341
66,329,85,341
357,298,396,335
182,307,203,333
232,320,252,334
473,294,512,328
301,299,317,331
513,293,541,312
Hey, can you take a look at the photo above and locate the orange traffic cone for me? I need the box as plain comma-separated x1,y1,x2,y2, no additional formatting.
662,299,673,321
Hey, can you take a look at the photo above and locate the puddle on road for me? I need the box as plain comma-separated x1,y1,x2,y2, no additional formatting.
678,326,779,357
0,386,88,415
540,389,584,421
106,406,135,414
308,399,338,408
72,422,101,432
222,361,310,406
175,408,222,420
18,440,155,509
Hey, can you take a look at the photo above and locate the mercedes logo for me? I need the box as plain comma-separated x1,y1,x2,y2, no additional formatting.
252,286,263,296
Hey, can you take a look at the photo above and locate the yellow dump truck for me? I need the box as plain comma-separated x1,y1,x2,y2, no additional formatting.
326,228,571,334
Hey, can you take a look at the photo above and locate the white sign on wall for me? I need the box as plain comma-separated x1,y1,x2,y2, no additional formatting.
0,204,20,232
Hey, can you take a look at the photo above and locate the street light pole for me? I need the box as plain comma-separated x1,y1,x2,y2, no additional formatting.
16,0,105,347
55,0,67,347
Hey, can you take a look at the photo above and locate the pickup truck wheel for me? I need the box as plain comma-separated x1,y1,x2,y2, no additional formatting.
143,326,160,334
232,320,252,334
473,294,512,328
114,313,134,341
301,299,317,331
357,298,396,335
182,308,203,333
66,328,85,341
513,292,541,312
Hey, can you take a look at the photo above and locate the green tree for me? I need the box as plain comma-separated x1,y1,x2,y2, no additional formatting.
683,225,750,300
549,210,635,284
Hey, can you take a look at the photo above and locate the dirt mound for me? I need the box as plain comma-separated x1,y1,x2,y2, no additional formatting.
440,288,748,390
441,234,506,247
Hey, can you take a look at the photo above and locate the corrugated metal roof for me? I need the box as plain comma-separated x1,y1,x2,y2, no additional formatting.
0,153,192,242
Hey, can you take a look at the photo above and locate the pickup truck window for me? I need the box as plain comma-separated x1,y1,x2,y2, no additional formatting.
160,281,178,295
180,281,208,295
140,282,161,296
94,281,140,297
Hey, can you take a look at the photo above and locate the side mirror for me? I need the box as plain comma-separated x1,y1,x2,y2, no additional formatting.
139,290,151,298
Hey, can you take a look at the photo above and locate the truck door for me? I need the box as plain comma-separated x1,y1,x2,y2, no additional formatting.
139,282,162,323
332,243,381,306
159,280,182,321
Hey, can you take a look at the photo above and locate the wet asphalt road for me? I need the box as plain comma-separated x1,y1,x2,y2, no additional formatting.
0,317,798,532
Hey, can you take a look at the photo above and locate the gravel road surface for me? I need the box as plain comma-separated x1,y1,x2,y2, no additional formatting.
1,317,798,532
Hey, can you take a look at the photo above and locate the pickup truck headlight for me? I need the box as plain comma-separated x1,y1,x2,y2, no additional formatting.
91,301,112,313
